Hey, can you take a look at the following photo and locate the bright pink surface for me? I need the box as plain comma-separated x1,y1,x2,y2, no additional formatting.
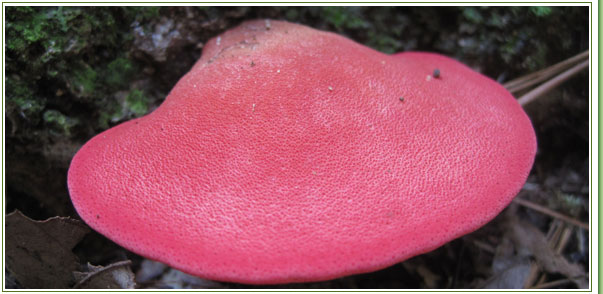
68,20,536,284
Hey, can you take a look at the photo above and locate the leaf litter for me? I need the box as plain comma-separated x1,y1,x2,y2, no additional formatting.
5,210,136,289
73,261,135,289
6,210,89,288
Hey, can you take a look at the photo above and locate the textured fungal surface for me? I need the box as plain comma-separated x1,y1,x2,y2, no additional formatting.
68,20,537,284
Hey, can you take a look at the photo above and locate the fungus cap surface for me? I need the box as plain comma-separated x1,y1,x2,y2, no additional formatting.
68,20,537,284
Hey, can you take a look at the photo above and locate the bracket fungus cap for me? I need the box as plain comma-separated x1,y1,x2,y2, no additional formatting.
68,20,537,284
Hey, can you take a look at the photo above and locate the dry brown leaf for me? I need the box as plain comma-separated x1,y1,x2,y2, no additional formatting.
509,219,588,288
5,210,90,288
73,261,136,289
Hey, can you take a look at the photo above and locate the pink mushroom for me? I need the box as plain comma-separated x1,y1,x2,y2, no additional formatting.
68,20,537,284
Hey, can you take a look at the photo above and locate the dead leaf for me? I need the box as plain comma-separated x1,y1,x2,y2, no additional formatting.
482,262,531,289
5,210,90,288
475,236,532,289
491,238,520,273
73,261,136,289
509,219,588,288
136,259,168,283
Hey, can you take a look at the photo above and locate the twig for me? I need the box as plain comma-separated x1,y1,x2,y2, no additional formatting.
504,51,588,89
523,263,541,288
530,279,572,289
504,51,588,93
556,226,574,254
536,220,566,287
73,260,133,289
545,219,563,240
471,239,496,254
512,198,589,230
518,60,589,106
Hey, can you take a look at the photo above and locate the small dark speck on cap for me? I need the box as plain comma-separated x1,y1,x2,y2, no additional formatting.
250,61,256,67
399,96,404,102
433,69,441,78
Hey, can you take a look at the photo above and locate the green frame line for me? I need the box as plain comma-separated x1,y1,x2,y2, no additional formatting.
1,3,595,292
596,0,600,291
0,1,595,3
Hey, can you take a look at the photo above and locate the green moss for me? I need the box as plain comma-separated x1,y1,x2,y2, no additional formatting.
11,6,35,13
6,7,109,60
6,77,45,121
125,89,150,117
530,6,553,17
97,102,121,129
5,6,157,141
105,57,137,88
97,102,122,130
321,7,369,31
366,32,402,54
448,6,582,76
6,7,131,78
6,7,47,52
43,110,79,136
462,7,484,23
121,7,161,22
97,89,151,129
68,64,98,97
